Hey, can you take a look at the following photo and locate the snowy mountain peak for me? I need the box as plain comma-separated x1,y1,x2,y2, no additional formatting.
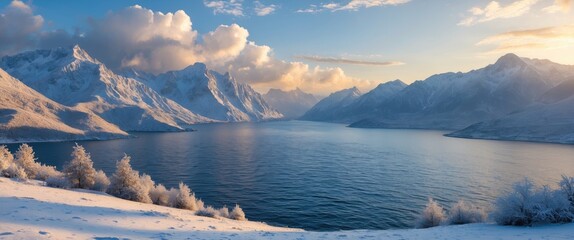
72,45,98,63
494,53,526,69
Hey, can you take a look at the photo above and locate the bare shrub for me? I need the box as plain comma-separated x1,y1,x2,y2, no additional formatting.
447,200,486,225
230,204,246,221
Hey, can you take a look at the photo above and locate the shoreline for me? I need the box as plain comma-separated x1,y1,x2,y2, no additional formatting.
1,177,573,239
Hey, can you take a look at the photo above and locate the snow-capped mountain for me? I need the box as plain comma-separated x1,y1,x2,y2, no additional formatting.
0,68,128,143
263,88,320,119
126,63,282,122
344,54,574,130
299,87,362,122
447,77,574,144
0,46,212,131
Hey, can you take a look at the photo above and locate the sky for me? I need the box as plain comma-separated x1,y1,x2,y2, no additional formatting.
0,0,573,95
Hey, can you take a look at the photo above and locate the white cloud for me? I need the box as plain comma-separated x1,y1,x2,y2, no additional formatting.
297,0,409,13
543,0,572,13
254,1,277,16
458,0,540,26
335,0,411,11
477,24,574,54
0,0,44,55
204,0,244,16
296,55,404,66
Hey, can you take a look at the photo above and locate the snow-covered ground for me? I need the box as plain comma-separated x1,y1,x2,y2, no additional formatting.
1,177,573,239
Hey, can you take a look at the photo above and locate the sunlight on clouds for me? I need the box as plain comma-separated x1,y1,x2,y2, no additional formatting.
295,55,405,67
543,0,573,13
477,25,574,54
459,0,540,26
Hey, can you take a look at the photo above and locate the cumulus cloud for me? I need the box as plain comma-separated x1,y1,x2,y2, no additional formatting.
458,0,540,26
477,25,574,54
296,55,405,66
0,2,375,95
204,0,244,16
0,0,44,55
543,0,572,13
254,1,277,16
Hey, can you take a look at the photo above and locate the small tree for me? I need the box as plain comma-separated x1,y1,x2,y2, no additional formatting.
14,144,39,178
0,145,14,172
416,198,446,228
230,204,246,221
63,144,97,189
107,154,151,203
173,182,198,210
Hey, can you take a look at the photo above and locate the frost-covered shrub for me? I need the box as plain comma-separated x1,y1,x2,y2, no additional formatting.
531,185,573,223
447,200,486,225
416,198,445,228
14,144,39,178
219,205,230,218
196,206,220,218
91,170,110,192
229,204,246,221
560,175,574,207
0,145,14,171
107,155,151,203
46,176,71,189
63,144,97,189
492,178,573,226
139,174,155,195
173,182,198,210
196,199,205,210
149,184,170,206
35,164,62,181
3,162,27,179
492,178,537,226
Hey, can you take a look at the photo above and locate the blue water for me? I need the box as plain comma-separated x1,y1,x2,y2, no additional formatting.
5,121,574,231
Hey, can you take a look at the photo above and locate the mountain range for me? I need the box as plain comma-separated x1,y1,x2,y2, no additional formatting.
263,88,320,119
0,45,283,142
301,54,574,144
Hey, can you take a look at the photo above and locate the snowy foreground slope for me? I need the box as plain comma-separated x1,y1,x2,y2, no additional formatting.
2,178,573,240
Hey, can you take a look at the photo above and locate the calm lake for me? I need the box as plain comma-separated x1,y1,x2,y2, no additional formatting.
6,121,574,231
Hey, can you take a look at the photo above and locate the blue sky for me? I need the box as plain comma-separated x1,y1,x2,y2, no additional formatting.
1,0,573,94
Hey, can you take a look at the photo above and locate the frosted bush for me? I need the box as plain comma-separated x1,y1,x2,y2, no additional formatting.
230,204,246,221
492,178,573,226
107,154,151,203
149,184,170,206
492,178,537,226
139,174,155,195
531,185,573,223
173,182,198,210
0,145,14,171
560,175,574,207
14,144,39,179
416,198,445,228
63,144,97,189
219,205,230,218
447,200,486,225
196,206,219,218
35,164,62,181
196,199,205,210
91,170,110,192
3,162,27,179
46,176,71,189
